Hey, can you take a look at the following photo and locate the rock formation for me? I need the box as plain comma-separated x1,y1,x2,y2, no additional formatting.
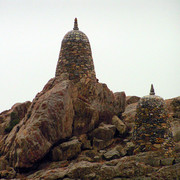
0,19,179,179
0,18,125,169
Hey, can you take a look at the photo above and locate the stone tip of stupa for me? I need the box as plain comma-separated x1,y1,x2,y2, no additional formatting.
73,18,79,30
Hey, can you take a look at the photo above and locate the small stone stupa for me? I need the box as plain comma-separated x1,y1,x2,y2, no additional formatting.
55,18,96,82
133,84,174,156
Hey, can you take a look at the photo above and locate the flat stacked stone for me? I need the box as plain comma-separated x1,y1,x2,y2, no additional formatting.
133,84,174,156
55,18,96,82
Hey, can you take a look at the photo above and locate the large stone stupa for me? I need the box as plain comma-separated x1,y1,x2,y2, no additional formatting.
55,18,96,82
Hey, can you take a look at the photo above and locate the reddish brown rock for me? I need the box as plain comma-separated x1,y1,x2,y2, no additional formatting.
88,123,116,150
0,76,120,169
1,19,180,180
51,137,82,161
0,80,74,168
72,80,119,135
0,19,126,169
89,123,116,141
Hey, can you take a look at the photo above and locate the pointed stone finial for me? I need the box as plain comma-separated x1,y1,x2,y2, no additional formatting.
73,18,79,30
150,84,155,95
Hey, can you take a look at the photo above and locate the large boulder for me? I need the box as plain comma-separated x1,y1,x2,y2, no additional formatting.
89,123,116,141
0,79,74,168
51,137,82,161
72,80,119,135
89,123,116,150
0,77,121,169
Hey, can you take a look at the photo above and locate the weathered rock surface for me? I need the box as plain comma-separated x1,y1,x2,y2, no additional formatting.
112,115,127,135
23,151,180,180
0,95,179,179
89,123,116,150
103,149,120,160
89,123,116,141
51,137,82,161
0,80,74,168
0,77,125,169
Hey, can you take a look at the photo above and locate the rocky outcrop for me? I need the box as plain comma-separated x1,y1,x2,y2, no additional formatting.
0,77,125,169
1,18,179,179
0,95,180,179
25,151,180,179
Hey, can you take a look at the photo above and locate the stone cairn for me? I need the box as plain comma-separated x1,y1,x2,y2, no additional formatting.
55,18,96,83
133,84,174,156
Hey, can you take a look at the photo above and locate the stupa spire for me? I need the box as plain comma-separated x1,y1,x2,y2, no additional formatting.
150,84,155,95
73,18,79,30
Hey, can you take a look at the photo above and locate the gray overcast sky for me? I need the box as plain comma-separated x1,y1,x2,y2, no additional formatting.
0,0,180,112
